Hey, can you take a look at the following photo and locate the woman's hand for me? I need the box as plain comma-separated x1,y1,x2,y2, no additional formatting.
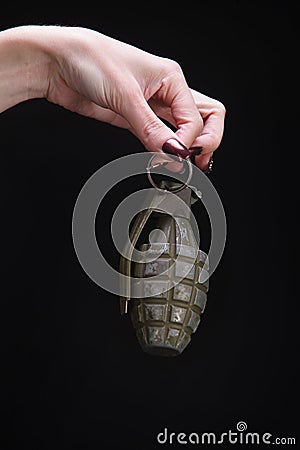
0,26,225,169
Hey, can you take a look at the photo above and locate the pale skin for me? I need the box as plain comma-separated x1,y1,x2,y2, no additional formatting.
0,25,226,170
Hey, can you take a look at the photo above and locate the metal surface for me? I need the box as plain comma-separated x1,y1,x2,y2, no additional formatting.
119,181,209,356
146,155,193,193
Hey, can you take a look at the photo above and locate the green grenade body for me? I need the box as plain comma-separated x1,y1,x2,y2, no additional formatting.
120,183,209,357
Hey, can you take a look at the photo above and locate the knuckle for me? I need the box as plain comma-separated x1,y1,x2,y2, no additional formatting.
141,116,163,145
160,57,183,75
214,100,226,117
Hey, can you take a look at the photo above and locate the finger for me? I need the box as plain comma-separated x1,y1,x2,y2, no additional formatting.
151,93,225,154
195,151,213,171
153,65,203,149
191,111,223,171
189,89,226,153
88,104,130,128
146,101,205,169
191,110,225,153
122,87,177,152
89,105,129,128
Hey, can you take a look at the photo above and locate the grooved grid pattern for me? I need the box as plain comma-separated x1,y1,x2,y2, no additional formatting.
131,223,208,356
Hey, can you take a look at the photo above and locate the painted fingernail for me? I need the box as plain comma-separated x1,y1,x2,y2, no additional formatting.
203,156,214,174
162,138,190,159
189,147,203,156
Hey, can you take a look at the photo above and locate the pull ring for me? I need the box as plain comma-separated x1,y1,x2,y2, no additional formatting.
146,153,193,194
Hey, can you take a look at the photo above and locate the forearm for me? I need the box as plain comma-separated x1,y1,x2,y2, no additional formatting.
0,26,52,113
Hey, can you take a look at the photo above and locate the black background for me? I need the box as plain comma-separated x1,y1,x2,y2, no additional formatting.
0,2,298,450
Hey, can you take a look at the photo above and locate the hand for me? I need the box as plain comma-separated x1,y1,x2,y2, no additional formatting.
0,26,226,170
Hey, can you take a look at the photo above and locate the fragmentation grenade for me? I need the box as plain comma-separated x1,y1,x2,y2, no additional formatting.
119,179,209,357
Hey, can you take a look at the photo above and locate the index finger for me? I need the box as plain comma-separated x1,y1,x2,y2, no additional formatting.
153,60,204,149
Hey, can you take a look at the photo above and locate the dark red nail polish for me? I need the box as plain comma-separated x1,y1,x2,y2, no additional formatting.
189,147,203,156
162,138,190,159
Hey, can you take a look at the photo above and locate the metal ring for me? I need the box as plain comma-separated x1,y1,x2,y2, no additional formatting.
146,154,193,193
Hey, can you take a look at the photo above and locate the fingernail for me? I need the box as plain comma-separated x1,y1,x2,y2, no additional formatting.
162,138,190,159
189,147,203,156
203,156,214,174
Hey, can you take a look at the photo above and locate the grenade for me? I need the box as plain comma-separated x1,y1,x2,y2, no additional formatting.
119,178,209,357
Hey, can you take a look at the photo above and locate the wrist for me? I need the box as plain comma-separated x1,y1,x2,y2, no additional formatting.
0,26,52,112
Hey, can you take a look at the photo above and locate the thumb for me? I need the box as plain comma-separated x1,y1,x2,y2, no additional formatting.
123,92,176,152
